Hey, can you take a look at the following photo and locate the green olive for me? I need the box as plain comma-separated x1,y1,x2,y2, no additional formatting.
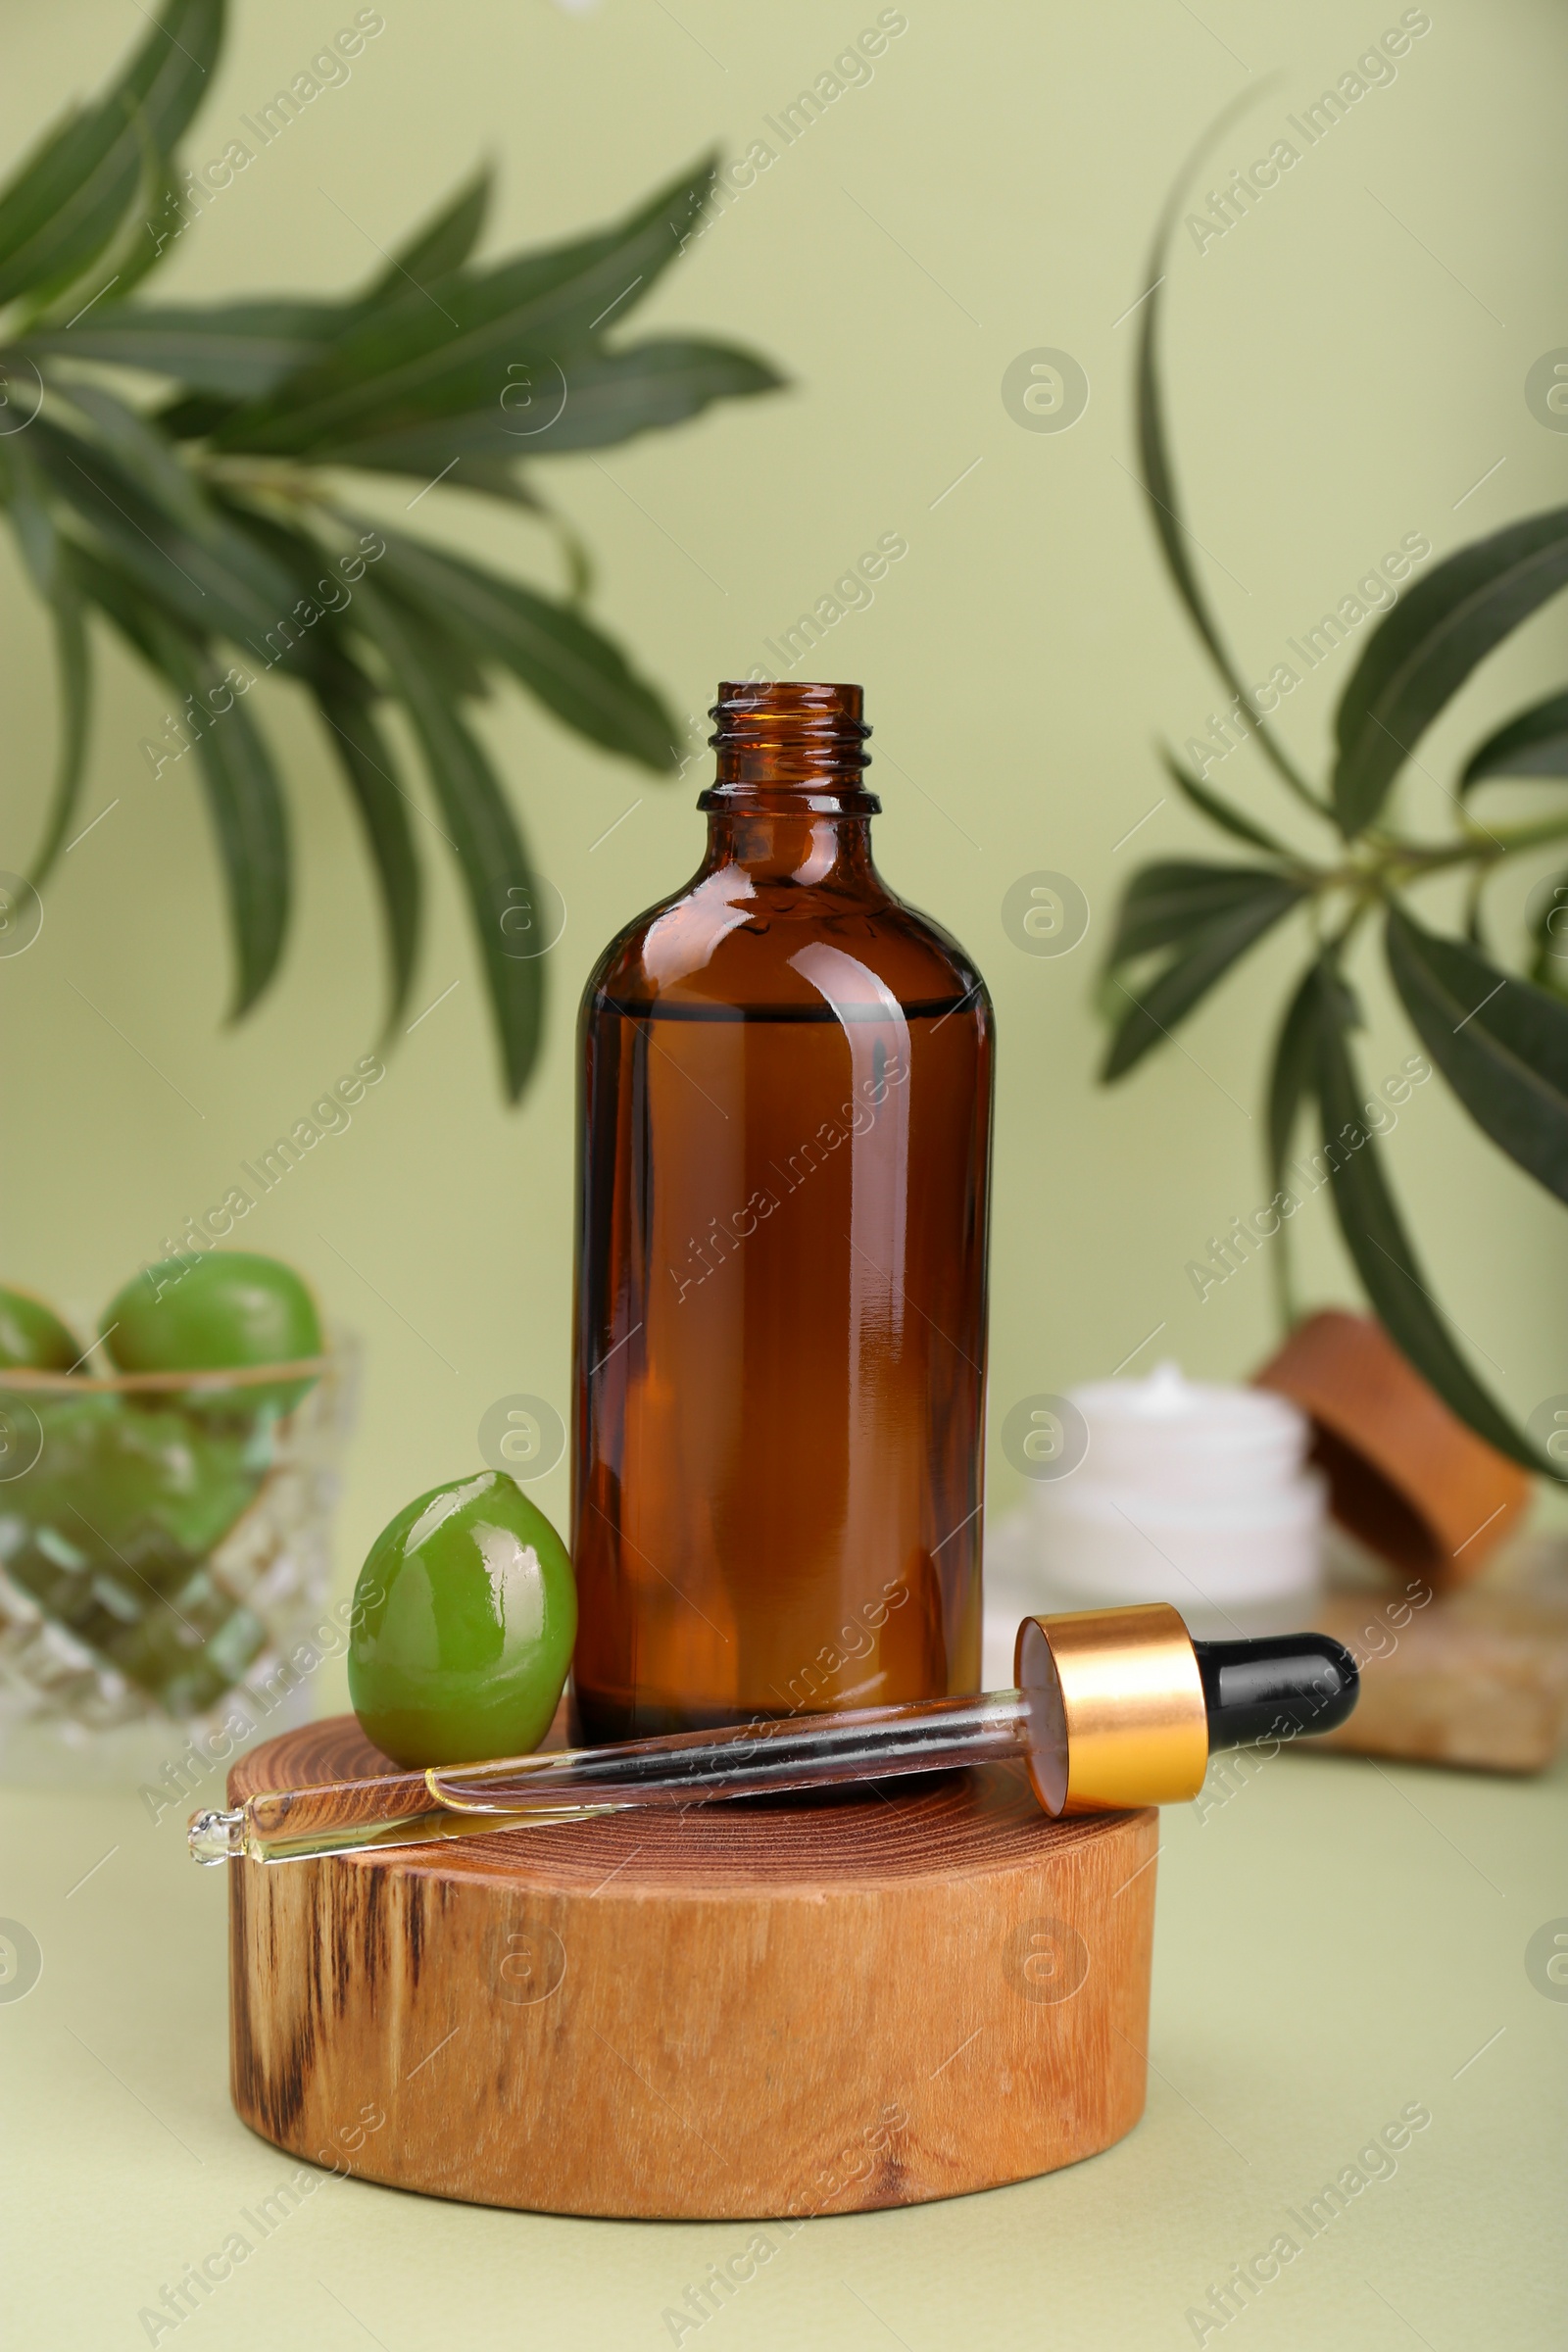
13,1393,265,1562
0,1284,80,1371
348,1471,576,1768
3,1392,268,1705
103,1250,322,1418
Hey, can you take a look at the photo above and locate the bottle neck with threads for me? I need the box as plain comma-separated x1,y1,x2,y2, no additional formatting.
698,679,880,889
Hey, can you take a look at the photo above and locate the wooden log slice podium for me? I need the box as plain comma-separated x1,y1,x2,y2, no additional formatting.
227,1716,1159,2220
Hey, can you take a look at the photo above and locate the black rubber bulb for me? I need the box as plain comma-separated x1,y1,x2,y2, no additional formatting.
1192,1632,1359,1751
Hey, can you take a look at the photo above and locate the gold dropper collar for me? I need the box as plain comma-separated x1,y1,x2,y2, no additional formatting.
1015,1602,1209,1816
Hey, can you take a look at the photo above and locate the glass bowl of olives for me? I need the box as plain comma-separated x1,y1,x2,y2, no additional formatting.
0,1253,357,1785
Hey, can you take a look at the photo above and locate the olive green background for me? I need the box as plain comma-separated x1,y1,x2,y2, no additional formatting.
7,0,1568,1588
2,3,1566,2345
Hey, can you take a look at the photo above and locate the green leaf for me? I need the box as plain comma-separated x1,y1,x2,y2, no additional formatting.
362,166,491,300
104,153,186,307
318,337,785,470
154,391,241,440
434,455,546,512
1266,961,1323,1191
1102,869,1305,1079
199,492,372,696
1105,860,1299,965
0,437,99,885
30,415,312,667
25,572,92,890
80,552,288,1004
0,428,62,598
1459,688,1568,789
69,540,167,668
1308,961,1549,1474
211,158,728,457
1135,198,1242,697
1463,874,1491,952
354,579,544,1099
37,95,180,318
1160,747,1294,856
312,681,421,1039
371,569,492,704
1134,94,1324,817
1334,509,1568,836
0,0,222,311
152,626,291,1018
22,299,353,398
370,528,678,768
1385,902,1568,1206
1260,957,1336,1329
52,375,216,538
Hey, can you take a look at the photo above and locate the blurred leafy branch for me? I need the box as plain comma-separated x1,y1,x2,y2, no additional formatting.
1102,104,1568,1473
0,0,782,1098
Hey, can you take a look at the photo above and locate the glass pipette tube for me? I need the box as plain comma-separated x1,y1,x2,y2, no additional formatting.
188,1611,1359,1867
190,1692,1033,1866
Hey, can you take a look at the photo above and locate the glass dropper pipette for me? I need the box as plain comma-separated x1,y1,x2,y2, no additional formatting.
188,1606,1358,1868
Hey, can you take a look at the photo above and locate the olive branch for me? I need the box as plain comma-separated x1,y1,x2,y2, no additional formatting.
1103,103,1568,1472
0,0,783,1099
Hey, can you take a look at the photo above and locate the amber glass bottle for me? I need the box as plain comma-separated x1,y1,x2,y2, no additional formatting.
571,682,993,1740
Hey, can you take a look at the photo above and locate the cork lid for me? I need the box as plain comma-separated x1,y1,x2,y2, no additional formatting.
1253,1310,1531,1588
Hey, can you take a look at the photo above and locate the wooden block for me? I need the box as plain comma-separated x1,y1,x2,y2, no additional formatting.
1255,1309,1532,1584
227,1716,1158,2220
1312,1585,1568,1773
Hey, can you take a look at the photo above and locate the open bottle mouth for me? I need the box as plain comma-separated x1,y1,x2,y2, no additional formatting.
701,679,879,807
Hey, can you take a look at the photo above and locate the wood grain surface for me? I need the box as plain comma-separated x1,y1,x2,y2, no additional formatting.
228,1714,1159,2219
